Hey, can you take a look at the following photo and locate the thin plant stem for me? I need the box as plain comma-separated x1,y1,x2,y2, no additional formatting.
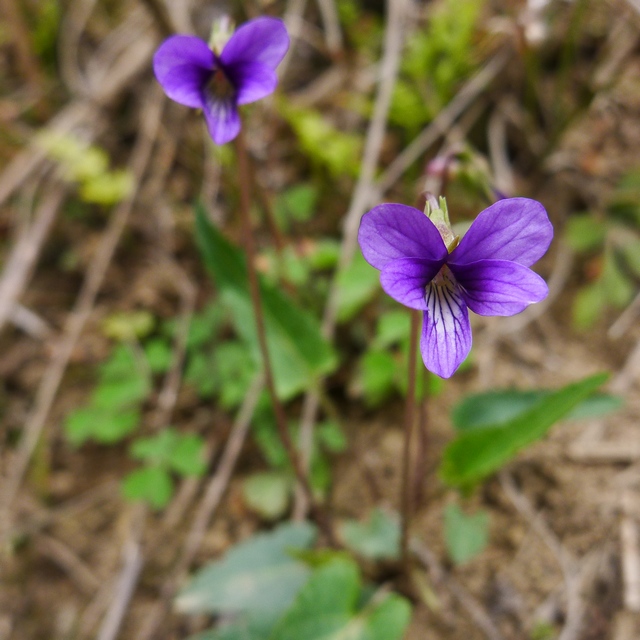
400,308,420,567
234,129,334,541
412,368,429,509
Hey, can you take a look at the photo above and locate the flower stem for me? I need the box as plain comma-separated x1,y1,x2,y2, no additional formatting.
234,129,334,541
413,368,429,508
400,308,420,567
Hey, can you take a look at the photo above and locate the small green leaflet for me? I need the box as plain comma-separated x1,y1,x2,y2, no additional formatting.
335,250,381,323
129,428,207,477
340,508,400,560
443,504,489,565
440,373,609,488
121,466,173,510
242,472,293,521
195,206,337,400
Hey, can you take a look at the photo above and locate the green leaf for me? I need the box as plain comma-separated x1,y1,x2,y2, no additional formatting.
359,349,398,407
620,239,640,279
130,430,173,462
102,311,155,341
64,407,140,445
335,251,381,323
573,283,605,330
564,216,607,253
373,311,410,349
260,247,310,287
242,472,293,521
305,239,340,271
215,340,259,408
340,508,400,560
440,373,609,488
252,404,288,469
168,433,208,477
130,429,207,477
443,504,489,565
452,390,622,432
316,421,347,453
195,207,337,400
122,466,173,509
602,251,634,308
91,376,149,410
189,613,278,640
144,338,173,374
80,169,134,205
270,559,411,640
363,595,412,640
98,345,140,380
182,302,225,349
184,351,218,398
175,522,317,615
280,106,362,178
92,345,151,408
274,184,318,230
269,560,360,640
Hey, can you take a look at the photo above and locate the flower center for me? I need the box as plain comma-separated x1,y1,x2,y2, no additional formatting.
205,67,235,102
431,264,455,289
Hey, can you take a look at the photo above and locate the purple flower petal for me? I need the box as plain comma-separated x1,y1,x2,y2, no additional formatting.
221,17,289,70
153,35,213,108
380,258,445,310
225,61,278,105
358,204,448,270
203,96,241,144
421,268,471,378
450,259,549,316
450,198,553,267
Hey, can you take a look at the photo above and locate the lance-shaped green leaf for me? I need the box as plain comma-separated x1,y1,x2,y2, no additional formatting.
452,389,622,432
440,373,609,488
194,206,337,400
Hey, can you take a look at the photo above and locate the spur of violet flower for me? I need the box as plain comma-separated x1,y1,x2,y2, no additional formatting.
358,197,553,378
153,16,289,145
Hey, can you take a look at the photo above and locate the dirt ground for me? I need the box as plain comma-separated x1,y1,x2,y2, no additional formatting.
2,1,640,639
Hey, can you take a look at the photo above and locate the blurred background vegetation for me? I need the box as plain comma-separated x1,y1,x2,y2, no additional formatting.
1,0,640,638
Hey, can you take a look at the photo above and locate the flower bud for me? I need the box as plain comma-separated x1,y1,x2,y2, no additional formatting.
424,194,458,252
208,15,235,54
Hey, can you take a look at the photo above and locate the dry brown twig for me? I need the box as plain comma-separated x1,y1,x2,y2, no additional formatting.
95,506,146,640
0,0,44,86
138,0,176,36
0,184,67,332
150,261,197,429
374,49,510,198
9,480,118,542
621,492,640,612
488,106,516,196
35,532,101,595
411,540,506,640
58,0,100,96
0,6,155,210
315,0,343,56
499,471,588,640
278,0,309,80
135,374,265,640
294,0,408,520
0,89,165,529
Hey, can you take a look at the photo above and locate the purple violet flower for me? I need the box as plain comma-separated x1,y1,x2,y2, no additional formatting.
153,17,289,145
358,197,553,378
